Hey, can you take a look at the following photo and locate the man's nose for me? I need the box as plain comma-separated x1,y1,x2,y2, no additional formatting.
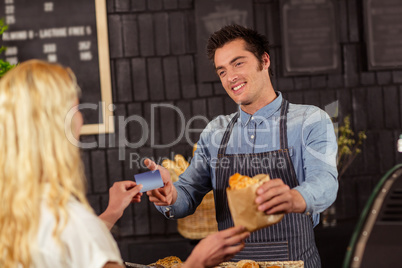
227,71,238,83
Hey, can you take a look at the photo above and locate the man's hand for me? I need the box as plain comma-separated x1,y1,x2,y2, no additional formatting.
144,158,178,206
99,181,143,230
184,226,250,268
255,179,306,215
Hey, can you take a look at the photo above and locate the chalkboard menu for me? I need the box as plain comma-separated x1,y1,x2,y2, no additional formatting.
0,0,113,135
364,0,402,70
281,0,340,76
195,0,253,82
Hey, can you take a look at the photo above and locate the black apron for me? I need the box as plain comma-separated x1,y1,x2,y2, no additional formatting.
214,99,321,268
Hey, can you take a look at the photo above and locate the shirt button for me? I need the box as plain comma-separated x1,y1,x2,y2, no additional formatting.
306,212,311,216
250,135,255,139
251,116,254,120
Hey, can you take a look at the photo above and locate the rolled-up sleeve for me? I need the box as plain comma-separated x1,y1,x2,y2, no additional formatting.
294,107,338,219
155,124,215,219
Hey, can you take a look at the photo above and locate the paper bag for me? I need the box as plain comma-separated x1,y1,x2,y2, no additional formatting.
226,174,284,232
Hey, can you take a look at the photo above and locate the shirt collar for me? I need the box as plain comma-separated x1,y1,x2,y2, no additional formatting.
238,91,283,127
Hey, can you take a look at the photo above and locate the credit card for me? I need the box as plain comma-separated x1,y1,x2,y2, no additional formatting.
134,170,164,192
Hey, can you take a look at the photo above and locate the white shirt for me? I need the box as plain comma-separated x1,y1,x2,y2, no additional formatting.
30,195,123,268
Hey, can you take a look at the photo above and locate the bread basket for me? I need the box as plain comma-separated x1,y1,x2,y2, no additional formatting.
218,260,304,267
162,149,218,240
177,190,218,239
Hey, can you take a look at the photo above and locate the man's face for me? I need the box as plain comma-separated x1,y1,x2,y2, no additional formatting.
214,39,270,111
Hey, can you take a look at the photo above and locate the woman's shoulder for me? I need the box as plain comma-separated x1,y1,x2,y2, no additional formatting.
36,198,122,267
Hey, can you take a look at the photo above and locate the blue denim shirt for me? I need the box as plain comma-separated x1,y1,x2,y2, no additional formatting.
157,92,338,227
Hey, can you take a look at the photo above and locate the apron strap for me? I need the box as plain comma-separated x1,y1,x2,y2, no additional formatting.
217,112,240,157
279,98,289,150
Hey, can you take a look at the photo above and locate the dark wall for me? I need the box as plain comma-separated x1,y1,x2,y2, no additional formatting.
81,0,402,263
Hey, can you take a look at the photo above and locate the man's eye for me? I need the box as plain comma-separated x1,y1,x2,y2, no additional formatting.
218,71,226,77
235,62,243,67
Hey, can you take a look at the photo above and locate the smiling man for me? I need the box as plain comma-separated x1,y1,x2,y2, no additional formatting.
146,24,338,268
214,38,275,115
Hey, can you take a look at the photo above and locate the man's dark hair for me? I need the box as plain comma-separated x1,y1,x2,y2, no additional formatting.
206,24,273,76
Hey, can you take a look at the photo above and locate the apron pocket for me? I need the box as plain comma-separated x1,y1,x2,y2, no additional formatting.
232,241,289,262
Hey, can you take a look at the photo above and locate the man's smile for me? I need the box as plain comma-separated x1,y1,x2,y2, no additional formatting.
232,82,246,93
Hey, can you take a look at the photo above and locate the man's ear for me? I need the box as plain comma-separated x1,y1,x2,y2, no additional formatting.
262,52,270,70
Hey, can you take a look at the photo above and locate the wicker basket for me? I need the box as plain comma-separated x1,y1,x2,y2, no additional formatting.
177,190,218,240
163,149,218,240
218,260,304,268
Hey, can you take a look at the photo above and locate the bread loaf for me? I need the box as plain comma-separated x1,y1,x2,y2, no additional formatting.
236,259,260,268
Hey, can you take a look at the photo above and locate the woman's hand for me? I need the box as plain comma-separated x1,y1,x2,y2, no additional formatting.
99,181,143,230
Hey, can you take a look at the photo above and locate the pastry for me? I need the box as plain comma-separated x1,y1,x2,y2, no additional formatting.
155,256,182,268
228,173,269,190
236,259,260,268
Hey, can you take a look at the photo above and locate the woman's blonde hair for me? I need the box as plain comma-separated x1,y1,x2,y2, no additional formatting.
0,60,91,267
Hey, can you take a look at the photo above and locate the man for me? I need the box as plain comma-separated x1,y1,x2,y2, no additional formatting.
146,24,338,267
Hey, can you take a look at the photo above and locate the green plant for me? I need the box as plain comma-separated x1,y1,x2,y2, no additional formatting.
0,18,15,78
0,59,14,78
336,115,367,178
0,18,8,52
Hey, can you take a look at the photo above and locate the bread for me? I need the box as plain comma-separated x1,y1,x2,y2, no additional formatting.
155,256,182,268
162,159,183,176
174,154,189,171
227,173,284,231
192,143,197,156
229,173,258,189
236,259,260,268
162,154,190,180
229,173,270,190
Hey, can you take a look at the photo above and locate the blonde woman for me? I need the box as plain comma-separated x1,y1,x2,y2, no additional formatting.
0,60,138,268
0,60,248,268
